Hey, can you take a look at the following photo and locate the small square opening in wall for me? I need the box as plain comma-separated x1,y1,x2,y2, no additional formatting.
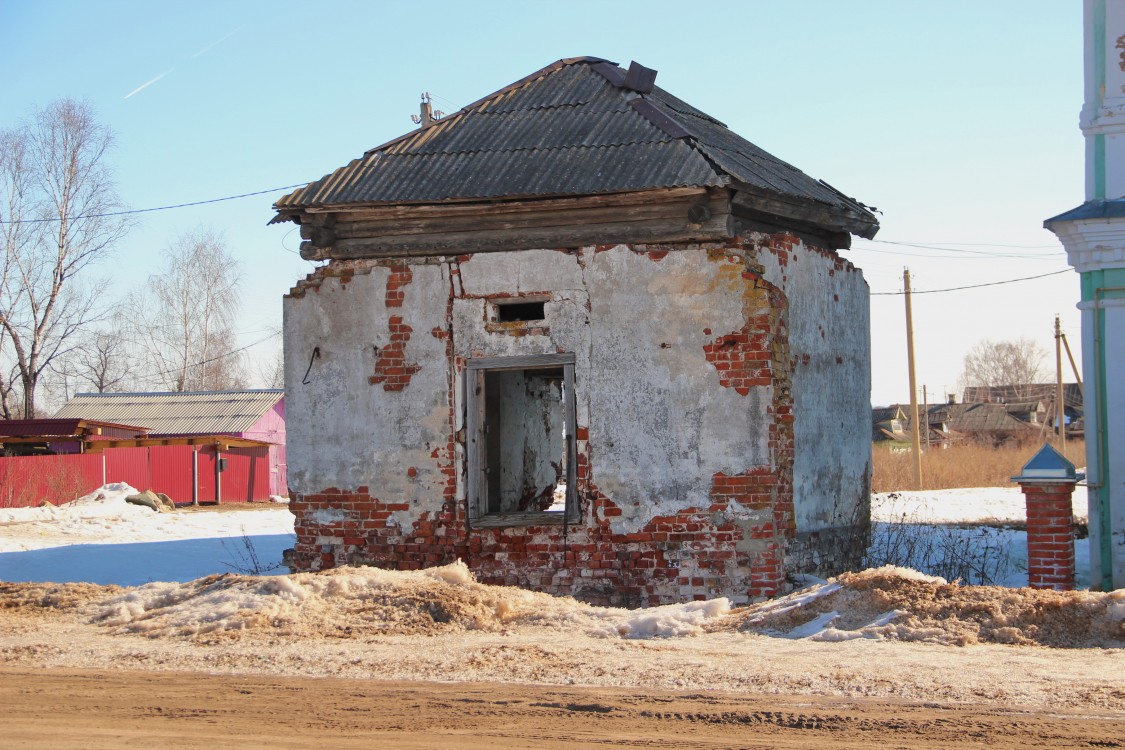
494,299,546,322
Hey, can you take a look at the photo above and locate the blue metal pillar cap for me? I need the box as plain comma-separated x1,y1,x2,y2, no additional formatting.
1012,442,1084,484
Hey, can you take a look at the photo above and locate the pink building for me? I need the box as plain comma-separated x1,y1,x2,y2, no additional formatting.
54,390,287,496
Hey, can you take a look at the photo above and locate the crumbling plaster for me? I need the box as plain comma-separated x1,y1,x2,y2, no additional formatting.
753,237,872,534
283,233,870,589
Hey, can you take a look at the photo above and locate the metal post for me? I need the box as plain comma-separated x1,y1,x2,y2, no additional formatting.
904,269,923,490
215,443,222,505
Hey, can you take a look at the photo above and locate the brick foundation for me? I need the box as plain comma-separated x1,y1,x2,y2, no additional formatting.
1019,482,1077,591
287,467,793,606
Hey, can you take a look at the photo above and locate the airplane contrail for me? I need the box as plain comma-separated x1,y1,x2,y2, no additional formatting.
124,69,173,99
192,26,243,59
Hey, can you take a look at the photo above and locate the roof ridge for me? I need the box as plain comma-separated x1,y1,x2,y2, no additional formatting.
362,57,615,159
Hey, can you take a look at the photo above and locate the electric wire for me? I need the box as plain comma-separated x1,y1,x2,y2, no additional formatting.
0,183,309,224
123,331,281,388
871,269,1071,296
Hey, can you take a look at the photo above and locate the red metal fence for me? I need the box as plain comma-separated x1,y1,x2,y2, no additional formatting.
0,445,271,508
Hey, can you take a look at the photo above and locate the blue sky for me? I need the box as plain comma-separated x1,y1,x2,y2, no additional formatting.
0,0,1084,405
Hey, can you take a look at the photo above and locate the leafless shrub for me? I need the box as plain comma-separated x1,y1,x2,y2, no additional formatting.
863,496,1013,585
220,529,283,576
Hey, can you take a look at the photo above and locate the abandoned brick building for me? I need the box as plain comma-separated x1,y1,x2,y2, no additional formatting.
273,57,880,605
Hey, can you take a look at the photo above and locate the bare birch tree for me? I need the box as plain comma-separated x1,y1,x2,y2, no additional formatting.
960,338,1047,398
0,100,129,417
139,228,245,391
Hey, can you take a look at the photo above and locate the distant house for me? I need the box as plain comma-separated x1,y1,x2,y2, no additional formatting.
54,390,287,496
872,406,908,441
962,383,1083,429
874,401,1039,446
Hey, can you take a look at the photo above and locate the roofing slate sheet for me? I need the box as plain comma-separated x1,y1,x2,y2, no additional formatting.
53,390,284,436
276,57,876,231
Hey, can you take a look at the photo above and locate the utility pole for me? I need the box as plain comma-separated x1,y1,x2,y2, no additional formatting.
1055,315,1066,450
1060,329,1083,396
904,269,923,490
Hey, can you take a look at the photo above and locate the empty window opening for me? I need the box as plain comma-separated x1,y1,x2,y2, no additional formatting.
466,354,577,526
495,300,546,323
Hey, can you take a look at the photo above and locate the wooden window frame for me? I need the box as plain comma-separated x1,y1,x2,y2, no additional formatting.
464,353,578,528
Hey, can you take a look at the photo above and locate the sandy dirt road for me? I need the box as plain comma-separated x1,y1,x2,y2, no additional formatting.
2,668,1122,749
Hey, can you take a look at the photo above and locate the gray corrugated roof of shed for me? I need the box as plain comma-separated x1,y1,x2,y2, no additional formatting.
274,57,877,236
53,390,283,436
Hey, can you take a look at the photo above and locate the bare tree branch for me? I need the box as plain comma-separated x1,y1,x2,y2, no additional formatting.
0,99,129,417
138,228,245,391
960,338,1047,400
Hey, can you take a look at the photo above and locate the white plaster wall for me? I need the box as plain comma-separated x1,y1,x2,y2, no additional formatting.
285,242,864,539
455,246,772,535
584,248,771,533
756,242,872,532
283,264,452,517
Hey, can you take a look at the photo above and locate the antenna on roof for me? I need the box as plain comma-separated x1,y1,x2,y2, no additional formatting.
410,93,444,127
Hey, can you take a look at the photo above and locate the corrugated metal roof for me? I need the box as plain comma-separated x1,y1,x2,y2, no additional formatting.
53,390,284,436
275,58,877,235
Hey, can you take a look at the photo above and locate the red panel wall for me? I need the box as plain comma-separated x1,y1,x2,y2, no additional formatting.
0,453,104,508
148,446,197,505
0,444,273,508
104,447,150,491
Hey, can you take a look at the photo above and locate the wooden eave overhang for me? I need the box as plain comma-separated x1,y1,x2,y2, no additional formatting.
283,181,875,261
81,435,273,452
288,186,735,260
0,434,273,453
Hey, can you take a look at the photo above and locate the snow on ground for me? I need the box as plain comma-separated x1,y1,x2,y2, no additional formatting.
0,484,1101,590
0,484,293,585
871,486,1087,525
1,485,1123,712
870,489,1091,588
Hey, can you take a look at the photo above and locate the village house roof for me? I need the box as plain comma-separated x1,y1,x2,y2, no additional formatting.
53,390,284,437
962,384,1083,413
273,57,878,244
874,402,1038,442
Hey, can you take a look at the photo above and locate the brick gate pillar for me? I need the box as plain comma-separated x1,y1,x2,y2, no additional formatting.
1013,443,1083,591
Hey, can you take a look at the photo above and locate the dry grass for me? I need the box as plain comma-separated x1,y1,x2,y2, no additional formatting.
872,439,1086,492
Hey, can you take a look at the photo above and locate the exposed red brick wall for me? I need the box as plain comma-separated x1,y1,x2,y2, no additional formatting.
1020,482,1077,591
384,264,412,307
368,316,421,391
288,465,791,606
369,266,421,390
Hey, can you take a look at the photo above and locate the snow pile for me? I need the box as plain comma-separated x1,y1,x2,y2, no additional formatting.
87,561,731,640
0,483,295,569
736,566,1125,647
2,562,1121,649
0,483,143,525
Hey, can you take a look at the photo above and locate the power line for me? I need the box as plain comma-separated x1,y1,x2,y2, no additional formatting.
127,331,280,387
0,183,309,224
871,269,1071,296
852,239,1063,259
868,239,1058,249
851,244,1063,261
